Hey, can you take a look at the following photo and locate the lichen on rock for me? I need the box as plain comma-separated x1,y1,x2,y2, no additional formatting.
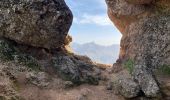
0,0,73,49
0,38,40,71
0,0,103,88
52,54,101,85
106,0,170,98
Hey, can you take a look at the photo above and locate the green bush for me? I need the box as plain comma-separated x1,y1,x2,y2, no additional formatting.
157,65,170,75
124,59,135,74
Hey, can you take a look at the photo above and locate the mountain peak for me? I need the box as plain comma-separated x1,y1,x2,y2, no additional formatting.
71,42,120,64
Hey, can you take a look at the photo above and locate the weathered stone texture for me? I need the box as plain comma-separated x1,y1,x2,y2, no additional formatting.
106,0,170,98
0,0,73,49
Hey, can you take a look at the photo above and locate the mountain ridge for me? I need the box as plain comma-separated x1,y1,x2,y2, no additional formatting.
71,42,120,64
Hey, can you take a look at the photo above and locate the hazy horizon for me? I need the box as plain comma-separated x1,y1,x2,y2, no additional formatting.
71,42,120,64
71,41,120,46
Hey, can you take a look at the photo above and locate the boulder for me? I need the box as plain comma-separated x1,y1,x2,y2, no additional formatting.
0,0,73,49
132,65,160,97
109,70,140,98
112,77,140,98
52,55,101,85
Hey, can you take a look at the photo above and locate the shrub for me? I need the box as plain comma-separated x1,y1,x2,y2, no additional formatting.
157,65,170,75
124,59,135,74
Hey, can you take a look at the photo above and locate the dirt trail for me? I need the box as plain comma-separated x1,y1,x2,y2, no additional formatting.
0,61,124,100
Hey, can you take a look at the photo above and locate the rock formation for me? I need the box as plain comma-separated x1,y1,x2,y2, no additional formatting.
106,0,170,98
0,0,101,88
0,0,170,99
0,0,73,49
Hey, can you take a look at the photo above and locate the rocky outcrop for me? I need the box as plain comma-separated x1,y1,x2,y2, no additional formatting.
0,0,73,49
106,0,170,98
0,0,101,87
2,0,170,99
52,55,101,85
112,78,140,98
106,0,170,64
132,65,160,97
110,70,140,98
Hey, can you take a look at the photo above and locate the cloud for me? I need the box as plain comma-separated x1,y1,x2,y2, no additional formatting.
74,14,113,26
97,0,107,6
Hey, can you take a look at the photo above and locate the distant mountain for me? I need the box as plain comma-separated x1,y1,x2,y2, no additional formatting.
71,42,120,64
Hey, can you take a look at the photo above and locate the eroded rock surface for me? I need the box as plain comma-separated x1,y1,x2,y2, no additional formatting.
26,72,50,87
112,78,140,98
132,65,160,97
106,0,170,98
52,55,101,85
0,0,73,49
106,0,170,64
0,0,102,88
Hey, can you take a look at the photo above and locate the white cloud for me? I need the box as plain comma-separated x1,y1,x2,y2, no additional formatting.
97,0,106,5
74,14,113,26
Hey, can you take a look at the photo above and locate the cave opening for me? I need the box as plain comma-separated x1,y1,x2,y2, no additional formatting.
65,0,122,64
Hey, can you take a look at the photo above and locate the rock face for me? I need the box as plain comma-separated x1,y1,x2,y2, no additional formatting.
106,0,170,64
133,65,160,97
52,54,101,85
0,0,102,87
106,0,170,98
0,0,73,49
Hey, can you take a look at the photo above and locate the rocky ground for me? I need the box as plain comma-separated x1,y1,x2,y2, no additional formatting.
0,53,124,100
1,57,170,100
0,0,170,100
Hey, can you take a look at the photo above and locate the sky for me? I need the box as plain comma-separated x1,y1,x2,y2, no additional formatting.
65,0,122,46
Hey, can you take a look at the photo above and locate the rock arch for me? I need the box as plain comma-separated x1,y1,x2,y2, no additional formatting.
0,0,170,99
